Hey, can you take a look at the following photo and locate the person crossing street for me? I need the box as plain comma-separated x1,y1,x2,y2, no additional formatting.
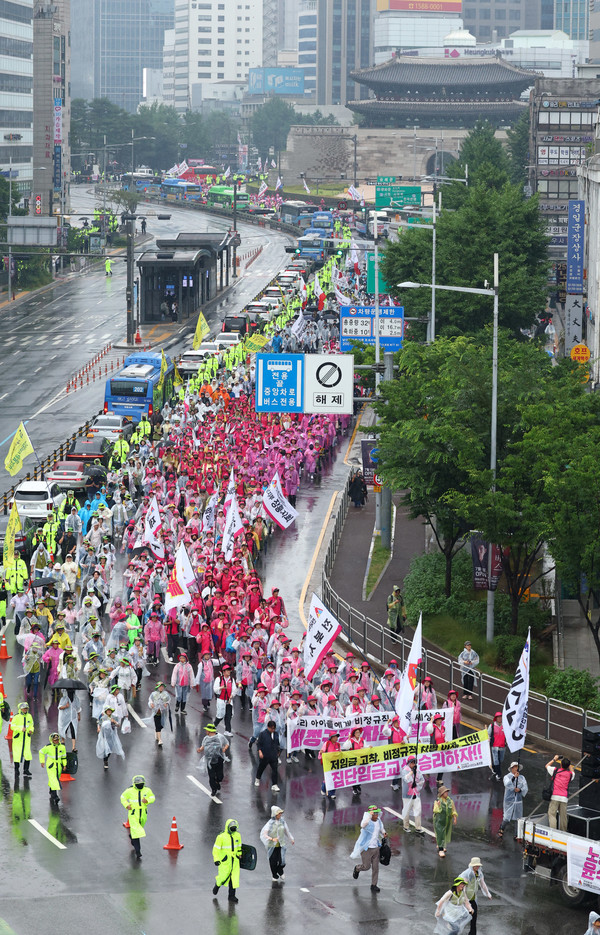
12,701,34,780
212,818,243,903
120,774,155,859
39,732,67,804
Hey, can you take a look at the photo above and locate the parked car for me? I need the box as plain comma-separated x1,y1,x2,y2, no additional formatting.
89,413,135,441
9,481,64,520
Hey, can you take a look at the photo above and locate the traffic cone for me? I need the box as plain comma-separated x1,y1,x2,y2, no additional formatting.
123,819,130,828
60,772,76,782
5,711,13,741
0,635,12,659
0,671,5,697
135,330,142,345
163,816,184,850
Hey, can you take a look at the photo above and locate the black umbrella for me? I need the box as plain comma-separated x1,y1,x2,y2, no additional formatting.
30,577,56,589
53,678,88,691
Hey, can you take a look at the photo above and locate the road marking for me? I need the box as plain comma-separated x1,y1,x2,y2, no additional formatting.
127,703,148,729
0,393,7,401
161,646,176,664
298,490,339,628
16,380,24,386
28,818,67,849
384,806,435,838
187,774,221,803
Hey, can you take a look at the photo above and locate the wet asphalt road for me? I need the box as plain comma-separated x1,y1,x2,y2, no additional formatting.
0,188,292,494
0,195,592,934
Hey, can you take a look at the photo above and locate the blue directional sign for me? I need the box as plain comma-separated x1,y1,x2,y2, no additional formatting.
255,354,304,413
339,305,404,353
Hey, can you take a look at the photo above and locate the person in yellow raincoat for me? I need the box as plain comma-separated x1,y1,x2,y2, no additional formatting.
39,732,67,804
212,818,242,903
120,774,155,859
12,701,34,780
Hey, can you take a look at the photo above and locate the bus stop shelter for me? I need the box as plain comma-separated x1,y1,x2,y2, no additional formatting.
136,231,235,323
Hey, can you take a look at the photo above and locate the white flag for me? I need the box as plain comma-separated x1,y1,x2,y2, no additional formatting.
164,541,195,612
176,160,189,176
271,159,277,168
262,472,298,530
142,495,164,559
299,276,307,305
291,311,307,341
224,470,236,512
302,178,311,195
304,594,342,682
334,282,351,306
257,156,262,170
348,184,360,201
257,180,268,199
221,496,244,561
202,491,219,532
502,628,530,753
395,614,423,735
276,176,283,191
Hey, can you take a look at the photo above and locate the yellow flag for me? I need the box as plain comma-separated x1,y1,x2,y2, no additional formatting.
157,349,168,389
3,500,21,567
173,362,183,388
244,334,268,353
192,311,211,350
4,422,34,477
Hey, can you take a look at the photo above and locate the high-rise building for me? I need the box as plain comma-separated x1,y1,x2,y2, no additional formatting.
170,0,266,113
554,0,588,39
70,0,174,112
0,0,33,198
462,0,542,41
32,0,70,217
298,0,317,98
315,0,374,106
279,0,300,49
373,0,462,63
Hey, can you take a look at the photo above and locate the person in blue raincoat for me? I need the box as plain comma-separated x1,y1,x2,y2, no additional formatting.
78,500,92,534
498,760,528,838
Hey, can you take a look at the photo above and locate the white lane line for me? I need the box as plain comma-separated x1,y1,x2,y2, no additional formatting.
0,393,7,401
187,774,221,803
383,806,435,838
127,703,148,729
16,379,24,386
28,818,67,849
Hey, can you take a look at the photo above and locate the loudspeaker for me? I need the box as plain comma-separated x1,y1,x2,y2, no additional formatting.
582,725,600,755
582,755,600,780
580,776,600,811
568,806,600,840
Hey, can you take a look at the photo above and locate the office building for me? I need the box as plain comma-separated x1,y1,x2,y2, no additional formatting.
0,0,33,198
279,0,300,49
462,0,542,41
554,0,588,39
298,0,317,97
32,0,70,217
373,0,462,63
70,0,174,112
315,0,375,106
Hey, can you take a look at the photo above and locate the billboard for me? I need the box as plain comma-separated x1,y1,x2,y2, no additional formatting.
377,0,462,10
248,68,305,95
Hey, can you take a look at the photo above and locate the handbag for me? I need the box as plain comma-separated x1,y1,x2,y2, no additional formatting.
239,843,257,871
542,769,556,802
379,839,391,866
1,700,10,722
216,698,226,719
66,750,79,775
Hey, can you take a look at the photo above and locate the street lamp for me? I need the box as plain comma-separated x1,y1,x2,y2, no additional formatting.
398,253,500,642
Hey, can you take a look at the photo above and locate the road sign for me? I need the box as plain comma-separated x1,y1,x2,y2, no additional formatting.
366,253,389,294
375,185,421,208
377,175,396,185
407,215,433,226
255,354,304,412
570,343,591,363
361,438,378,484
370,447,379,463
340,305,404,353
373,473,383,486
304,354,354,413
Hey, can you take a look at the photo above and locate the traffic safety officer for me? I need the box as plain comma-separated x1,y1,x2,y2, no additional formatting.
12,701,34,779
120,774,156,859
39,732,67,804
111,436,130,467
212,818,243,903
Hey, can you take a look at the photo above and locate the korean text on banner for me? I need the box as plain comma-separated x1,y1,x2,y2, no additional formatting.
287,713,391,753
567,837,600,895
262,472,298,529
142,495,165,559
395,614,423,732
4,422,34,477
192,311,211,350
322,731,491,791
502,628,530,752
165,542,194,612
221,496,243,561
2,500,21,567
304,594,342,681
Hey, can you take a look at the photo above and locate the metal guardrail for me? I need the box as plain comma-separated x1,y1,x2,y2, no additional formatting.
321,478,600,754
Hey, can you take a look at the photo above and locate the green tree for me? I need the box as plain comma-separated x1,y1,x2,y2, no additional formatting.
250,98,296,162
380,182,549,339
545,668,600,713
441,119,510,209
294,110,340,126
506,110,530,188
132,102,182,171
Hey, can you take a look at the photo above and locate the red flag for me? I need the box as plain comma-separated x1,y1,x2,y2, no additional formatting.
300,277,307,308
314,273,326,311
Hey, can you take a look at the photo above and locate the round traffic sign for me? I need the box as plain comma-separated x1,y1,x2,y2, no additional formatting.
369,447,379,464
374,472,382,485
316,361,343,389
571,343,591,363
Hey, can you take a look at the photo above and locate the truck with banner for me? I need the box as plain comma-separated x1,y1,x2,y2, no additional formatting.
517,818,600,908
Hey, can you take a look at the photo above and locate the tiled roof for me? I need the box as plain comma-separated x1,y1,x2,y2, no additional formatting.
351,56,537,90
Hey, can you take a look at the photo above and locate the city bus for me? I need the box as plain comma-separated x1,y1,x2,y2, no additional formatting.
206,185,250,209
160,178,203,201
279,201,318,227
121,173,162,194
103,353,175,421
310,211,334,231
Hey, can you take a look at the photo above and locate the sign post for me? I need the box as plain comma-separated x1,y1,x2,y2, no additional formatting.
339,305,404,353
375,184,421,208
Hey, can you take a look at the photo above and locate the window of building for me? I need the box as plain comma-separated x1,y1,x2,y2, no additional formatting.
197,72,211,78
198,26,211,31
198,37,211,43
478,25,491,35
218,73,224,78
479,8,490,18
198,14,211,20
218,26,224,31
495,9,506,18
0,1,33,23
509,9,521,19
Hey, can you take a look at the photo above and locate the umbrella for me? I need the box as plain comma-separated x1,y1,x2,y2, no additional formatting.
53,678,88,691
30,577,57,589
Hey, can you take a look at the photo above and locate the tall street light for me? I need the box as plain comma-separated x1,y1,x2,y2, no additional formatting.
398,253,499,641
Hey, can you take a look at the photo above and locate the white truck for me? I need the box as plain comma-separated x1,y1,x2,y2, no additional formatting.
517,817,600,908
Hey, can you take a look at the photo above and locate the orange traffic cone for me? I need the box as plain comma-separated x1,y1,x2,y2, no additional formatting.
135,330,142,345
163,816,184,851
60,771,76,782
0,671,5,697
123,819,130,829
0,635,12,660
5,711,13,741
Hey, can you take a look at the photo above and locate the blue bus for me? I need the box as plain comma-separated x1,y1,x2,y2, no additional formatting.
160,178,203,201
103,353,175,421
310,211,334,231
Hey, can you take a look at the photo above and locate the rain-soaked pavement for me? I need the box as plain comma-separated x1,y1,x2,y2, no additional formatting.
0,196,592,934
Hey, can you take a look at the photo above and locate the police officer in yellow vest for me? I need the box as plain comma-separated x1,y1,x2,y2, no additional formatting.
121,774,156,859
112,437,130,465
6,557,28,595
12,701,34,780
39,732,67,804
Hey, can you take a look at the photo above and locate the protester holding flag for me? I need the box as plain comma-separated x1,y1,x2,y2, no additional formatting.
498,761,528,838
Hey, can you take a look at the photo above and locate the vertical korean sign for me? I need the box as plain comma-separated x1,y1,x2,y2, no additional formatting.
53,97,62,193
566,199,584,294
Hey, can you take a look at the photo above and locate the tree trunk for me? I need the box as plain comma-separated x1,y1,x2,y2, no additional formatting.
445,549,453,598
510,592,520,635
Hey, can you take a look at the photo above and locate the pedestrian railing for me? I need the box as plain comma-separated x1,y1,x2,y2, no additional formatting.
321,476,598,753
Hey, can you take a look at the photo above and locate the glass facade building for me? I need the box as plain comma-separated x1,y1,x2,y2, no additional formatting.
0,0,33,194
71,0,174,112
554,0,588,39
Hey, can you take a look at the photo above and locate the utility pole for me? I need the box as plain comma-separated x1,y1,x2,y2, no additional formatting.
7,155,12,302
380,351,394,550
486,253,500,643
232,180,237,279
126,215,135,345
374,217,382,533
